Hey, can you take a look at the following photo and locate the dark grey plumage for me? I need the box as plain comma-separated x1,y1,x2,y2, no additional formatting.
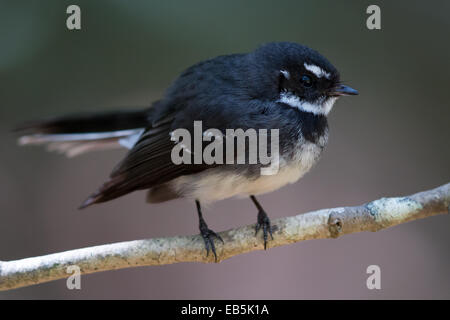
16,42,357,208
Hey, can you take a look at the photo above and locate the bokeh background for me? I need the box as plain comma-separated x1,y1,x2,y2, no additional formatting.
0,0,449,299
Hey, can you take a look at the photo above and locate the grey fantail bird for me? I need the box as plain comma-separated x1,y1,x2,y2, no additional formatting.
16,42,358,261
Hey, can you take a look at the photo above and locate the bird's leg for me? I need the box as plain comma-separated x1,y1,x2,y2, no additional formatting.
196,200,223,262
250,195,274,250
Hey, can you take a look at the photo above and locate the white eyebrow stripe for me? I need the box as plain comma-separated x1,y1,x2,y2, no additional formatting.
304,63,331,79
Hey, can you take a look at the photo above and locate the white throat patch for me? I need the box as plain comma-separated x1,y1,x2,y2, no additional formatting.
304,63,331,79
278,92,337,115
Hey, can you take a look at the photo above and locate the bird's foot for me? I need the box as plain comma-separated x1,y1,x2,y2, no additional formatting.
199,219,224,262
255,209,274,250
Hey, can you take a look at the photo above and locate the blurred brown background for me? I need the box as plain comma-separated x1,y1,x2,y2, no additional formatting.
0,0,449,299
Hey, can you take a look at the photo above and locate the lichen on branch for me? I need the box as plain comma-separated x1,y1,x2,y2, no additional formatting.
1,183,449,291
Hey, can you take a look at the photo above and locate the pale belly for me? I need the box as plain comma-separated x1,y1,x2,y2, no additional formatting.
169,141,325,204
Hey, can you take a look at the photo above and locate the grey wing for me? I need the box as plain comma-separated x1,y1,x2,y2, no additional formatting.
79,122,214,208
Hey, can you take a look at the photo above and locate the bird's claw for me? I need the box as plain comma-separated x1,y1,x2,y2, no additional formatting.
199,221,223,262
255,210,274,250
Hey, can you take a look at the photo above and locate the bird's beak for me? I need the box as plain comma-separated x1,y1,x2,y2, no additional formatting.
329,85,358,97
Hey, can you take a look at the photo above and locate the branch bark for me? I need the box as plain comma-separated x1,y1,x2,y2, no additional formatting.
1,183,449,291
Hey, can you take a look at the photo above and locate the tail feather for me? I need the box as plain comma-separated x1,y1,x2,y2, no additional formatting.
15,108,150,134
16,109,150,156
16,107,158,208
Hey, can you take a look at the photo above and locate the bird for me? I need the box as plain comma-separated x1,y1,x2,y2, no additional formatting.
16,42,358,261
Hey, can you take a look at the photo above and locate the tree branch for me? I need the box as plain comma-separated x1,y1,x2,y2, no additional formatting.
1,183,449,291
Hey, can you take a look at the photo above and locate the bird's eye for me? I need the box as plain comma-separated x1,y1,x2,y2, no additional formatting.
300,75,313,88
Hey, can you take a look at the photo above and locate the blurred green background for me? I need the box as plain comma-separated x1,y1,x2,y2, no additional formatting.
0,0,449,299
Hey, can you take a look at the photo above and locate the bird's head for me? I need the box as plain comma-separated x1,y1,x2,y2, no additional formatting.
249,42,358,115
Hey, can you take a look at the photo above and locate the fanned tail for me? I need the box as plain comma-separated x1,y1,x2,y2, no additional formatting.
15,108,150,157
